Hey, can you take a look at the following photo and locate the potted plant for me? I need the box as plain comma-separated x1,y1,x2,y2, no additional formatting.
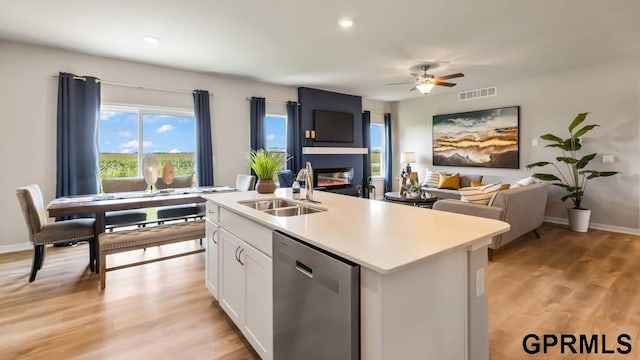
526,112,618,232
247,149,287,194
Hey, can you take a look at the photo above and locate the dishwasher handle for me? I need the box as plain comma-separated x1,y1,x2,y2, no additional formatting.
295,260,313,278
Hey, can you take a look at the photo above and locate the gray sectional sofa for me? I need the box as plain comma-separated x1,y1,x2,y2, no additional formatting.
428,174,549,259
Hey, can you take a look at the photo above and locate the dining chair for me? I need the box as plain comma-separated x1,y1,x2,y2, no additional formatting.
236,174,256,191
16,184,96,282
156,174,203,221
102,177,148,230
277,170,295,188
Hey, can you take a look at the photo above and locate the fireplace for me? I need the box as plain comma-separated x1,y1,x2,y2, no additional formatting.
314,167,354,190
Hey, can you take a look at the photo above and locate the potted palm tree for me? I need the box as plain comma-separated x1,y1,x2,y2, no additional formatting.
247,149,287,194
526,112,618,232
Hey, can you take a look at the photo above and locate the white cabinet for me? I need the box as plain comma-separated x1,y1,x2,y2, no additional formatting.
219,228,273,360
219,229,246,326
205,218,219,299
205,202,220,300
241,239,272,359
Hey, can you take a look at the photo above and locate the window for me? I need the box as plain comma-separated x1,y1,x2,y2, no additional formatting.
370,123,385,177
265,114,287,169
99,105,196,179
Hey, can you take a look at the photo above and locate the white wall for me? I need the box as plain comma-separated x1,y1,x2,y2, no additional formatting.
392,62,640,232
0,41,299,250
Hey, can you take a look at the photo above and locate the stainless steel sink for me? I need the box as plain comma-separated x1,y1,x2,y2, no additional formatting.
240,199,298,210
263,205,326,217
239,198,326,217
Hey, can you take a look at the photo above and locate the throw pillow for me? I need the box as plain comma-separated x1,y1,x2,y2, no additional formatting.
470,180,484,187
510,176,535,189
424,170,441,188
458,183,502,205
438,173,460,189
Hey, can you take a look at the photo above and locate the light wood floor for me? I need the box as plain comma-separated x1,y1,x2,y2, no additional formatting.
0,241,259,360
488,224,640,359
1,224,638,359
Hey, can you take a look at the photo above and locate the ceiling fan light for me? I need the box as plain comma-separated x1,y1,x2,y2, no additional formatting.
416,82,435,94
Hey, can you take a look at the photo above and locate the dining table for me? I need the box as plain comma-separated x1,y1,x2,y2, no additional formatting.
46,187,235,271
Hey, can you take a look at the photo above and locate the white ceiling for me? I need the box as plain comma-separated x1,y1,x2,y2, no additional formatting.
0,0,639,101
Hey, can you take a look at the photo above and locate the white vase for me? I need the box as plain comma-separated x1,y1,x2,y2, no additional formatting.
568,208,591,232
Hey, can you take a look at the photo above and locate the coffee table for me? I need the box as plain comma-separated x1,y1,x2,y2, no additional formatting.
384,191,438,208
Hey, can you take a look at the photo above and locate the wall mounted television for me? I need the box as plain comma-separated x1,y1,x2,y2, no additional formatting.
313,110,354,142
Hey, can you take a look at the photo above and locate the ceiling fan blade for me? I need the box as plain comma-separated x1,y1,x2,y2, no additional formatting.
434,81,457,87
435,73,464,81
409,87,417,91
387,81,415,85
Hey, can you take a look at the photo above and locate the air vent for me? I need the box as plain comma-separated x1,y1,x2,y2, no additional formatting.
458,86,497,101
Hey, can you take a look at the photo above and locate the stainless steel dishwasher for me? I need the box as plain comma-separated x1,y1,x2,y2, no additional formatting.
273,231,360,360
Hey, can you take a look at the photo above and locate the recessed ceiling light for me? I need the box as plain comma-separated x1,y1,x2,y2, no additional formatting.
143,35,159,44
338,18,353,28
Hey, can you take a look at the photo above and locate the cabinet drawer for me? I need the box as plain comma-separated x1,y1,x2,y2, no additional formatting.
220,208,272,257
206,201,220,223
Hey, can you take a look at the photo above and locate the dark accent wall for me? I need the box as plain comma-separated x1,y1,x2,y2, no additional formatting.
298,87,363,195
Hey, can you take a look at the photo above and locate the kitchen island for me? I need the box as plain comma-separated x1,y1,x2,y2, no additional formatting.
203,188,509,360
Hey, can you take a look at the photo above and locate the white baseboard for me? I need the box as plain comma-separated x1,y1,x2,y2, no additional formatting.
0,242,32,254
544,216,640,236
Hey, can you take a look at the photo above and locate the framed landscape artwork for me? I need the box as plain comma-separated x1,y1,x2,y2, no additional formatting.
432,106,519,169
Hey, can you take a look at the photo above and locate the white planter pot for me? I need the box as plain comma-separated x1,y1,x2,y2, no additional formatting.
568,208,591,232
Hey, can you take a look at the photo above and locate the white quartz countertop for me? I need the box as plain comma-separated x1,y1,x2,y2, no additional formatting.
204,189,509,274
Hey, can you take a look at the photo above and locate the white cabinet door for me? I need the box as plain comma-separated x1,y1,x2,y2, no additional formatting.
205,219,219,299
219,229,246,328
241,242,273,360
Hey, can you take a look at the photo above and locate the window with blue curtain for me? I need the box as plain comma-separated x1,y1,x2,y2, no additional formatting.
384,113,392,192
193,90,214,186
362,111,371,198
56,72,101,198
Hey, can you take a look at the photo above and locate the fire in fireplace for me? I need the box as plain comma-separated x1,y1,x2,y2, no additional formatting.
314,167,354,189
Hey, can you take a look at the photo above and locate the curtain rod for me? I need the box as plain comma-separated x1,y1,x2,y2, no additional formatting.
52,74,213,97
246,97,299,105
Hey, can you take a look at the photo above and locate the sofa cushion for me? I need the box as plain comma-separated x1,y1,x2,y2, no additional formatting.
510,176,536,189
438,173,460,189
460,174,483,188
458,183,502,205
424,170,441,188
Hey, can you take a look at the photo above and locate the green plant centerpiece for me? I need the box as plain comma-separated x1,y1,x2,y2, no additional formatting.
526,112,618,231
401,183,424,198
246,149,287,194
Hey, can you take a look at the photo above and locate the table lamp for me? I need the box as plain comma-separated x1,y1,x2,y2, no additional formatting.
400,152,416,174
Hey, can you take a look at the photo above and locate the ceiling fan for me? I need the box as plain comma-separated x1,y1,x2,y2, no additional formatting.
388,65,464,94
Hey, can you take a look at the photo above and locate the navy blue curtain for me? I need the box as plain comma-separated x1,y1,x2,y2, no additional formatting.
56,72,101,198
362,111,371,199
384,113,393,193
250,97,266,151
286,101,301,172
193,90,214,186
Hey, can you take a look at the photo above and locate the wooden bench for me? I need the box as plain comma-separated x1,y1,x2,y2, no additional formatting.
98,219,205,289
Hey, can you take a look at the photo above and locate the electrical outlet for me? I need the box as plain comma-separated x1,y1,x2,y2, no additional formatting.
602,155,615,164
532,138,539,147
